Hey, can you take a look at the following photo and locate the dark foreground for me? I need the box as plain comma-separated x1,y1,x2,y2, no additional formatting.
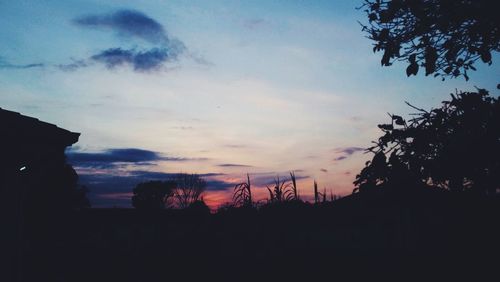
4,189,500,281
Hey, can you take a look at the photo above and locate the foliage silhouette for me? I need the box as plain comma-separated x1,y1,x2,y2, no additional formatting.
360,0,499,80
233,173,253,207
313,180,319,203
172,173,207,208
131,180,175,209
354,89,500,195
289,171,300,201
266,175,294,203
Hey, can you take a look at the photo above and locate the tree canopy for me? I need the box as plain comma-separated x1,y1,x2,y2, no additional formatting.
354,89,500,195
360,0,499,80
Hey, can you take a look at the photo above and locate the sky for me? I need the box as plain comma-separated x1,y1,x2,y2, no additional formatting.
1,0,498,209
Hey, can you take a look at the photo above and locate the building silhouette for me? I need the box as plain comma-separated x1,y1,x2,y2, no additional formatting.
0,107,79,282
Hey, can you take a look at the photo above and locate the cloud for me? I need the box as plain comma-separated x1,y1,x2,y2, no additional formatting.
128,170,224,179
0,58,44,69
128,171,230,191
90,47,179,71
333,146,365,161
218,163,253,168
320,168,328,173
2,10,191,73
205,179,235,191
250,172,309,187
74,9,168,44
70,9,187,72
56,59,87,71
67,148,206,169
171,126,194,130
224,144,247,149
243,18,268,30
335,147,365,155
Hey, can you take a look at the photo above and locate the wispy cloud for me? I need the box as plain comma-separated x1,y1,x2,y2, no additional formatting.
224,144,247,149
0,58,44,69
334,147,365,155
56,59,87,71
334,156,347,161
333,146,365,162
218,163,253,168
250,172,309,187
243,18,268,30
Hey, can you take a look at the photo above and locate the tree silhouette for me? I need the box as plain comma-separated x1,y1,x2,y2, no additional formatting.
172,173,206,208
354,89,500,195
131,180,175,209
360,0,499,80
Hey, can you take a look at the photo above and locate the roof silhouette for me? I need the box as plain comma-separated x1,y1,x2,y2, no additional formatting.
0,107,79,146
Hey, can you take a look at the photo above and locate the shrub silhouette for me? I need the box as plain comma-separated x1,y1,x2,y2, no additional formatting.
360,0,499,80
354,89,500,195
132,180,175,209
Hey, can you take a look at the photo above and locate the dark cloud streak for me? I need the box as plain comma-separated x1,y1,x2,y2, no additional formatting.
90,47,175,72
73,9,168,44
0,60,44,69
335,147,365,155
333,146,365,162
218,163,253,168
67,148,207,169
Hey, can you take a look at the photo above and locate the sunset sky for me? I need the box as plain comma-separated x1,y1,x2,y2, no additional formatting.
1,0,498,208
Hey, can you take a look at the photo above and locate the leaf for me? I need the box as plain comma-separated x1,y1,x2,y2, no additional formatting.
424,48,437,75
480,50,491,63
409,54,416,63
379,28,389,40
381,49,391,66
392,115,405,125
378,124,394,130
406,62,418,76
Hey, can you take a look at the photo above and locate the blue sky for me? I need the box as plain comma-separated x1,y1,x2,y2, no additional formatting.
1,0,498,208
